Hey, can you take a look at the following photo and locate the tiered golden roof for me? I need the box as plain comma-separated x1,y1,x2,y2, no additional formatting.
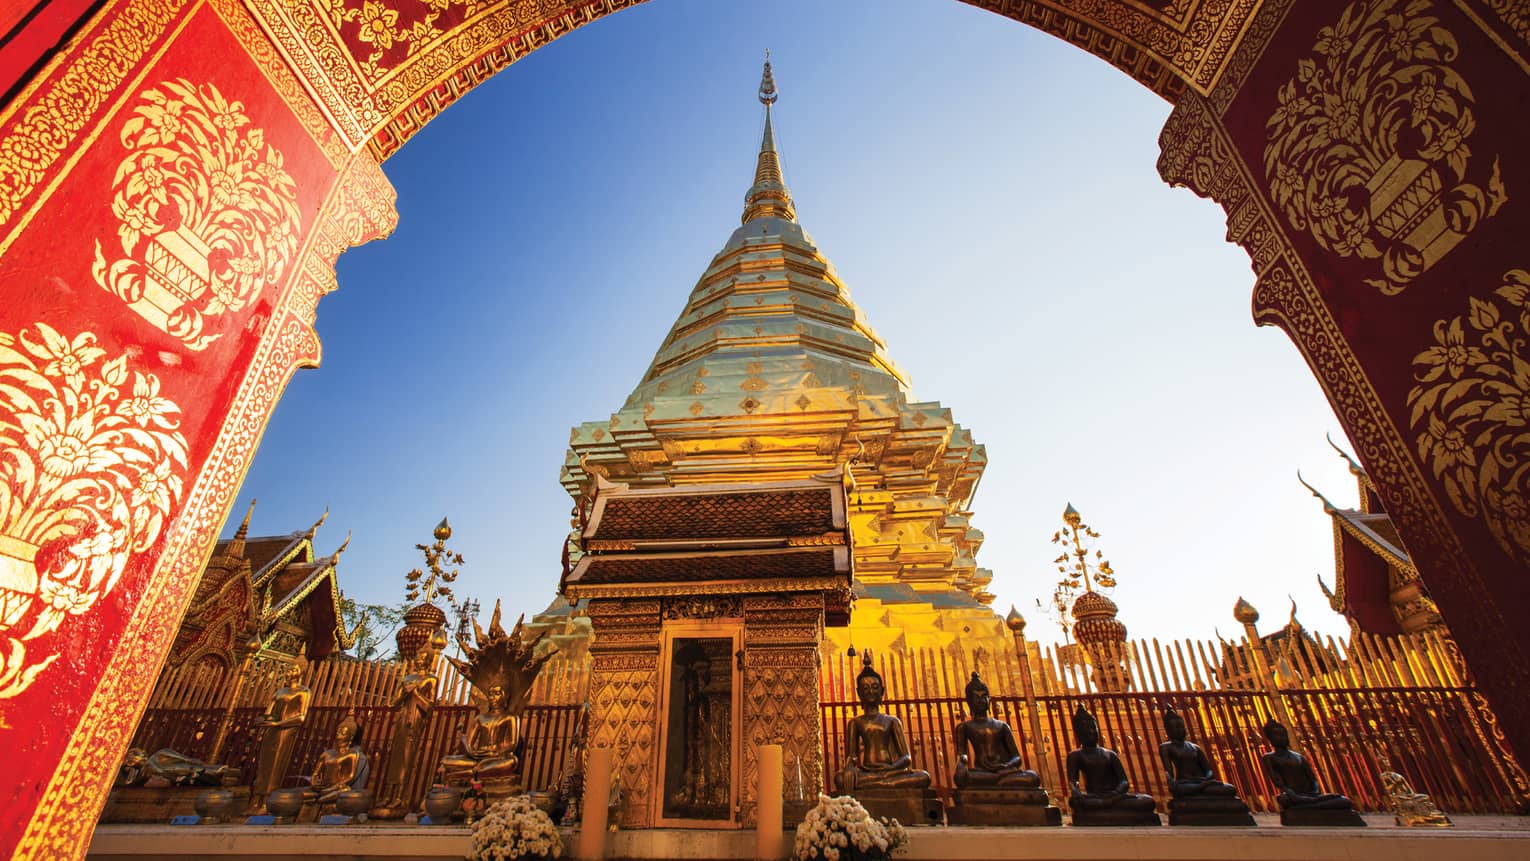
561,60,1003,653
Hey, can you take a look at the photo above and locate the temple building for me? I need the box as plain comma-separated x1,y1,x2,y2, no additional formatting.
1303,441,1448,636
559,62,1006,658
152,501,360,699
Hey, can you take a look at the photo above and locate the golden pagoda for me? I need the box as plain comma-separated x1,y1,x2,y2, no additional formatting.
561,59,1006,657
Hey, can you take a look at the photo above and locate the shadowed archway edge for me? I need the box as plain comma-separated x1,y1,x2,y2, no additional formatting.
234,0,1258,161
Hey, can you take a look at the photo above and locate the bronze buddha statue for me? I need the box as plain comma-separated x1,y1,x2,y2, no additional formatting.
954,672,1040,789
1157,707,1252,825
833,652,931,793
949,671,1059,826
248,662,312,814
371,634,443,819
1065,705,1159,826
832,651,940,825
307,714,370,809
1259,720,1365,826
441,684,521,791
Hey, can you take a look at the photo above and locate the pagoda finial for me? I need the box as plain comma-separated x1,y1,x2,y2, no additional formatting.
743,53,796,224
228,498,256,559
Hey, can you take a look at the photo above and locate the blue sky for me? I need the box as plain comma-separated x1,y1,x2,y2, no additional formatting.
229,0,1360,644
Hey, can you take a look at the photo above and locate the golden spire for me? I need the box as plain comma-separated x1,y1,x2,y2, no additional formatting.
742,52,797,224
227,498,256,559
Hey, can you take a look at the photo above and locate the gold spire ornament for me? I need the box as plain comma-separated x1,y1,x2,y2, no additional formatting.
405,517,462,606
743,53,796,224
1046,503,1117,641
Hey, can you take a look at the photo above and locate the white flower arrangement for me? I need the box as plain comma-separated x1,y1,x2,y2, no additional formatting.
469,795,564,861
793,793,909,861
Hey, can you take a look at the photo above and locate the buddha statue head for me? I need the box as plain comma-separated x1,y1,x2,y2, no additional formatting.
485,684,508,713
964,672,991,719
335,714,361,749
1072,705,1100,747
1261,719,1290,749
1163,707,1187,742
855,650,884,709
282,661,304,686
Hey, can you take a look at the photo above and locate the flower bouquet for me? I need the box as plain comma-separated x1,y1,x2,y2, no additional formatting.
793,793,909,861
469,794,565,861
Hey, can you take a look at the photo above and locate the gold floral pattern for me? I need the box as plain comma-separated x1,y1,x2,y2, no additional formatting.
92,80,302,350
0,323,188,700
1264,0,1506,294
1408,270,1530,563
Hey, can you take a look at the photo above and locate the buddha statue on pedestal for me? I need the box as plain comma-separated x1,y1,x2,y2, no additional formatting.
247,662,311,814
1259,720,1365,826
949,672,1059,826
1157,707,1253,825
833,651,941,825
1065,705,1159,826
306,714,371,814
371,633,445,819
437,601,554,806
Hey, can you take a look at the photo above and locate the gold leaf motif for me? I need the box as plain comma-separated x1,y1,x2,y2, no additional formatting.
92,80,302,349
1263,0,1506,295
1407,269,1530,562
0,322,189,700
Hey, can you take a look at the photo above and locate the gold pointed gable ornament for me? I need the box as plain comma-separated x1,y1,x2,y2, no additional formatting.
446,600,555,715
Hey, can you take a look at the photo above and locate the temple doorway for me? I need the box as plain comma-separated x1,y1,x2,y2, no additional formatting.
656,625,742,827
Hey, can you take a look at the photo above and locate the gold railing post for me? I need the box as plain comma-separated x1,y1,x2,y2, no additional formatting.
1006,608,1057,793
1233,598,1298,745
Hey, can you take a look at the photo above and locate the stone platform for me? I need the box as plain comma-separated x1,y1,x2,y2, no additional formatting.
87,815,1530,860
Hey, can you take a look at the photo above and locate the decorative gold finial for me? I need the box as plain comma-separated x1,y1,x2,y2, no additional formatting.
434,517,452,541
758,52,778,105
1005,606,1026,633
1233,597,1260,625
228,498,257,559
742,54,796,224
1046,503,1117,641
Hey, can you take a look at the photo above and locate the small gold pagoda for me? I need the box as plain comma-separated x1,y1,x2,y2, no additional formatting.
561,59,1006,658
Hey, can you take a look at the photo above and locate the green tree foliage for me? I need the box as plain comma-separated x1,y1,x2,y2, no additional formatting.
340,596,409,660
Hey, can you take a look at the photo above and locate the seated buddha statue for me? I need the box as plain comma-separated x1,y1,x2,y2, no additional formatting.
441,684,521,792
1157,707,1252,825
949,672,1058,826
833,652,931,793
1259,720,1365,826
954,672,1041,789
1065,705,1159,826
833,652,939,825
306,714,370,807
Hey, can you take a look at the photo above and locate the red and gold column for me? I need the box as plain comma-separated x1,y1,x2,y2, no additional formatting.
1158,0,1530,771
0,2,395,855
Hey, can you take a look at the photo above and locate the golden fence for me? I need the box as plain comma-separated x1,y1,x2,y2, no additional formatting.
126,628,1529,818
818,629,1530,814
128,653,591,813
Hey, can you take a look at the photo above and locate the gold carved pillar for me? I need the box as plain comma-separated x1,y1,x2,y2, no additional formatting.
584,599,661,829
740,594,826,827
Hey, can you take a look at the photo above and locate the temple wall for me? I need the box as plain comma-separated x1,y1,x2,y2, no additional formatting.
583,599,660,829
